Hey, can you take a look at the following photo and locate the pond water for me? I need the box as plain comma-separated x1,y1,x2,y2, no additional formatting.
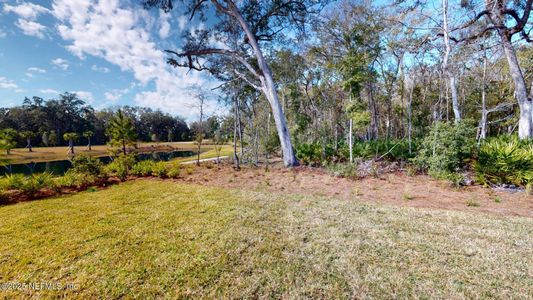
0,150,197,176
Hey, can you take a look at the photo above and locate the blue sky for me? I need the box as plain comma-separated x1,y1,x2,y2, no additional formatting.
0,0,217,120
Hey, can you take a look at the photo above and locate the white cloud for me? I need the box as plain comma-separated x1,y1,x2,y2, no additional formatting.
104,91,121,102
0,28,6,38
104,86,129,102
52,0,215,119
40,88,60,94
26,67,46,78
4,2,50,39
159,10,170,39
73,91,94,103
28,67,46,73
51,58,69,70
177,16,187,31
0,77,18,89
15,19,46,38
3,2,49,20
91,64,110,73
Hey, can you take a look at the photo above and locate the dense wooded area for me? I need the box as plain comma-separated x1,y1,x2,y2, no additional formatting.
142,0,532,172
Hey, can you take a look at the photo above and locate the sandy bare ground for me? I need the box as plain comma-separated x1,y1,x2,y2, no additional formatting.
179,161,533,218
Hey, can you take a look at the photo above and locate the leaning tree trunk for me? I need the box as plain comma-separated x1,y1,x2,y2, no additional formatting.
498,31,532,139
442,0,461,123
261,72,298,166
232,6,298,167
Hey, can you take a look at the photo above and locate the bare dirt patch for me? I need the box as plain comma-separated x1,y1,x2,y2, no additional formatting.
179,161,533,218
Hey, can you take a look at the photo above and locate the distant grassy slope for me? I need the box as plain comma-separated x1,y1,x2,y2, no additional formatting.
171,144,234,163
0,142,213,164
0,180,531,298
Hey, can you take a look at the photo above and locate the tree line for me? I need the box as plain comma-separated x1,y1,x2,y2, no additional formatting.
0,92,195,150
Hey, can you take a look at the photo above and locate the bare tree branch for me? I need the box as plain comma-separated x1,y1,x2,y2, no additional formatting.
164,48,262,79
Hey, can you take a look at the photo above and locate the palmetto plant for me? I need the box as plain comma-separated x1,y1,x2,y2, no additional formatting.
475,137,533,186
83,131,94,150
20,131,35,152
63,132,79,155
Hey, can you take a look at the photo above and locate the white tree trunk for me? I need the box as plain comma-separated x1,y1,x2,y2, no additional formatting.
499,34,532,139
349,119,353,163
442,0,461,123
233,97,240,169
479,51,488,141
232,6,298,166
406,76,414,154
487,2,533,139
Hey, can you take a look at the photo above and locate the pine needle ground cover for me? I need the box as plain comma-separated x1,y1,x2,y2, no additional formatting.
0,180,531,298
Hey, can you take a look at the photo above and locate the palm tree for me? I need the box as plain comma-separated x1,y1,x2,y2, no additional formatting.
83,131,94,151
107,110,137,155
63,132,79,155
0,128,17,154
19,131,35,152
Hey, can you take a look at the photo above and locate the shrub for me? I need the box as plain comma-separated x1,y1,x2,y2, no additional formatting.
54,172,78,189
70,155,103,176
338,139,417,162
153,162,168,178
413,121,476,174
55,170,97,189
296,143,323,166
131,160,157,177
167,164,181,178
185,165,194,175
22,173,55,193
104,153,137,181
0,174,26,190
474,136,533,187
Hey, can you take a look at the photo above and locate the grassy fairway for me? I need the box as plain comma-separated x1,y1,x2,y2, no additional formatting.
0,180,531,298
0,142,209,164
171,144,234,163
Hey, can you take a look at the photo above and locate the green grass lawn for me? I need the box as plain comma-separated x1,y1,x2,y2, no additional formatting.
0,180,532,298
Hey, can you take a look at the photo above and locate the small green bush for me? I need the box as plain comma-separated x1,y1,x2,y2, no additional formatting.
474,136,533,187
26,173,55,192
153,162,168,178
167,164,181,178
104,154,137,181
55,170,97,189
131,160,157,177
0,174,26,190
413,121,476,174
339,139,417,162
296,143,323,165
70,155,103,176
54,172,78,189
